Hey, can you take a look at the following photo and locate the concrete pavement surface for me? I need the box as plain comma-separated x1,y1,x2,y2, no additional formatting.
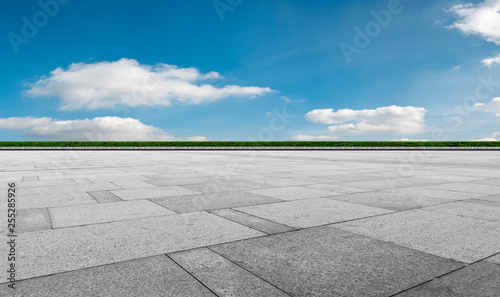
1,150,500,296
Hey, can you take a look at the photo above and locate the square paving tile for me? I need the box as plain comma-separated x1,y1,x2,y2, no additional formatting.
211,226,462,297
333,209,500,263
235,198,392,228
110,186,200,200
170,248,289,297
246,186,340,201
151,191,280,213
397,262,500,297
0,255,215,297
49,200,176,228
16,208,52,233
1,212,264,281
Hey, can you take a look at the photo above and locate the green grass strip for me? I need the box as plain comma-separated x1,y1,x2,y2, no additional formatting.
0,141,499,147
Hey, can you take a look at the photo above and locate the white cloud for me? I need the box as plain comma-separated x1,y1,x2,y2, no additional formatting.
0,117,52,129
474,97,500,116
291,135,341,141
448,0,500,45
25,58,273,111
305,105,427,134
392,138,428,141
0,116,205,141
472,137,498,141
186,136,207,141
482,53,500,67
473,131,500,141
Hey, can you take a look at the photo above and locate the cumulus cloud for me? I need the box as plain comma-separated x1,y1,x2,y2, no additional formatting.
448,0,500,45
24,58,273,110
0,117,52,129
482,53,500,67
305,106,427,134
0,116,206,141
474,97,500,116
291,135,341,141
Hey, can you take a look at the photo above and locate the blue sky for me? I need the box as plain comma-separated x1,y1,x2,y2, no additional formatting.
1,0,500,141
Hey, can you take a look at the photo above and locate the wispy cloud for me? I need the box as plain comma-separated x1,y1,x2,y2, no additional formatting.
305,105,427,134
0,116,206,141
448,0,500,45
25,58,273,111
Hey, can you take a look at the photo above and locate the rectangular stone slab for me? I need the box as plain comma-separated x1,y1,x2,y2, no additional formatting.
425,183,500,195
0,212,264,282
169,248,289,297
340,177,449,191
0,255,216,297
397,262,500,297
145,176,218,186
110,186,200,200
110,180,157,189
16,179,77,188
235,198,393,228
306,183,373,193
210,209,295,234
423,201,500,223
87,190,122,203
382,187,487,200
211,226,462,297
18,189,98,209
333,209,500,263
246,186,339,200
151,191,281,213
49,200,176,228
182,180,271,193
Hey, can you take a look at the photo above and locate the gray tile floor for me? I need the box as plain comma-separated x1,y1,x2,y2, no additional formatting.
1,150,500,296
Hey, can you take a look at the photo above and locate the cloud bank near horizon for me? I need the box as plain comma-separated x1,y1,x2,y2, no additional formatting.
0,116,206,141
